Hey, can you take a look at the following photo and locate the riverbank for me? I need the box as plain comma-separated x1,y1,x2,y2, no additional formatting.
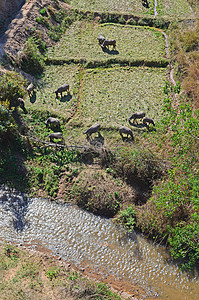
0,0,199,293
0,242,144,300
0,189,198,299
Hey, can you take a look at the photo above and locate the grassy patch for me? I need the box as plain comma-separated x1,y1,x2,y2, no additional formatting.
158,0,194,18
0,244,121,299
25,64,81,120
78,66,166,127
47,22,167,64
70,0,154,15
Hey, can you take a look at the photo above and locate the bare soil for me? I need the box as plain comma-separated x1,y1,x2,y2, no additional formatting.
0,0,70,59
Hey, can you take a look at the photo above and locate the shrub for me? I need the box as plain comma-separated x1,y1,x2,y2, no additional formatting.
17,37,45,75
40,8,47,16
0,102,16,134
0,72,26,106
46,267,59,280
114,206,136,232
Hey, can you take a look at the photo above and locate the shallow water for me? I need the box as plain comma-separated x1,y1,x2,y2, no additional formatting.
0,188,198,299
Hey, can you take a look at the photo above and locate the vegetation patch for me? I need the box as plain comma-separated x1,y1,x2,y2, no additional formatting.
69,0,154,15
25,64,81,121
135,84,199,270
47,22,167,64
70,168,136,217
158,0,194,18
0,244,121,300
169,20,199,108
78,66,166,127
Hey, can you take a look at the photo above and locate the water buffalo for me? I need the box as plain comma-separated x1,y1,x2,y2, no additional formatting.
27,83,34,97
119,126,134,140
55,84,69,98
84,123,100,138
129,111,146,124
143,117,155,126
48,132,64,143
142,0,149,8
97,34,106,46
45,117,60,128
17,98,27,113
101,39,116,50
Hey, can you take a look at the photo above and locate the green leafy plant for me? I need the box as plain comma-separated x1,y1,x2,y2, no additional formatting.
114,206,136,231
17,37,45,75
0,72,26,106
46,267,59,280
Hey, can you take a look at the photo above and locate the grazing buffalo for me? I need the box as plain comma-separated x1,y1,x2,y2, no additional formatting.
48,132,64,143
119,126,134,140
27,83,34,97
84,123,100,138
55,84,69,98
101,39,116,50
142,0,149,8
45,117,60,128
17,98,27,113
97,34,106,46
129,111,146,124
143,117,155,127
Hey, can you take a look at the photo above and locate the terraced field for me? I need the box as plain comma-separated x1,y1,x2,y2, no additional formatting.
47,22,167,65
26,64,80,120
69,0,153,15
158,0,194,18
69,0,194,18
79,66,166,127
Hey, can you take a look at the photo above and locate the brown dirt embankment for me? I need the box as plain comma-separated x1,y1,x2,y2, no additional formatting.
0,0,70,59
0,0,24,32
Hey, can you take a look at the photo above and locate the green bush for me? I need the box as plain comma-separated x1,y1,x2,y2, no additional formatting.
40,8,47,16
18,37,45,75
0,103,16,134
114,206,136,232
46,267,59,280
147,82,199,269
0,72,26,106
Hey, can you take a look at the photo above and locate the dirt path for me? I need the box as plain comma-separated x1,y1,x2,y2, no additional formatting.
154,0,158,17
0,0,61,59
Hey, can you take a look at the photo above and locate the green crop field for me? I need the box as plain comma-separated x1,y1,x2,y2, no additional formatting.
47,22,166,64
158,0,194,18
69,0,194,18
25,64,81,119
69,0,153,15
78,66,166,127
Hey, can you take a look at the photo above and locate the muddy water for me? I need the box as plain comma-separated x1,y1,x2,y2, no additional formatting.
0,188,198,299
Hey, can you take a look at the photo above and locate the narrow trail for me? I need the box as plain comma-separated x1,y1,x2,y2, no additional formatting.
152,0,176,86
154,0,158,17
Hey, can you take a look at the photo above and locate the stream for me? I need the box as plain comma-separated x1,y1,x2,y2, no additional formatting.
0,187,198,299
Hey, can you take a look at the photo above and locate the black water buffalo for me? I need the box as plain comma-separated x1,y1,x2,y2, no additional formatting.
143,117,155,126
55,84,69,98
17,98,27,113
119,126,134,140
84,123,101,138
97,34,106,46
101,39,116,50
48,132,64,143
27,83,34,97
45,117,60,128
129,111,146,124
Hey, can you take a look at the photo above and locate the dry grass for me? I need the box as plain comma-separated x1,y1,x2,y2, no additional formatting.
0,244,122,300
